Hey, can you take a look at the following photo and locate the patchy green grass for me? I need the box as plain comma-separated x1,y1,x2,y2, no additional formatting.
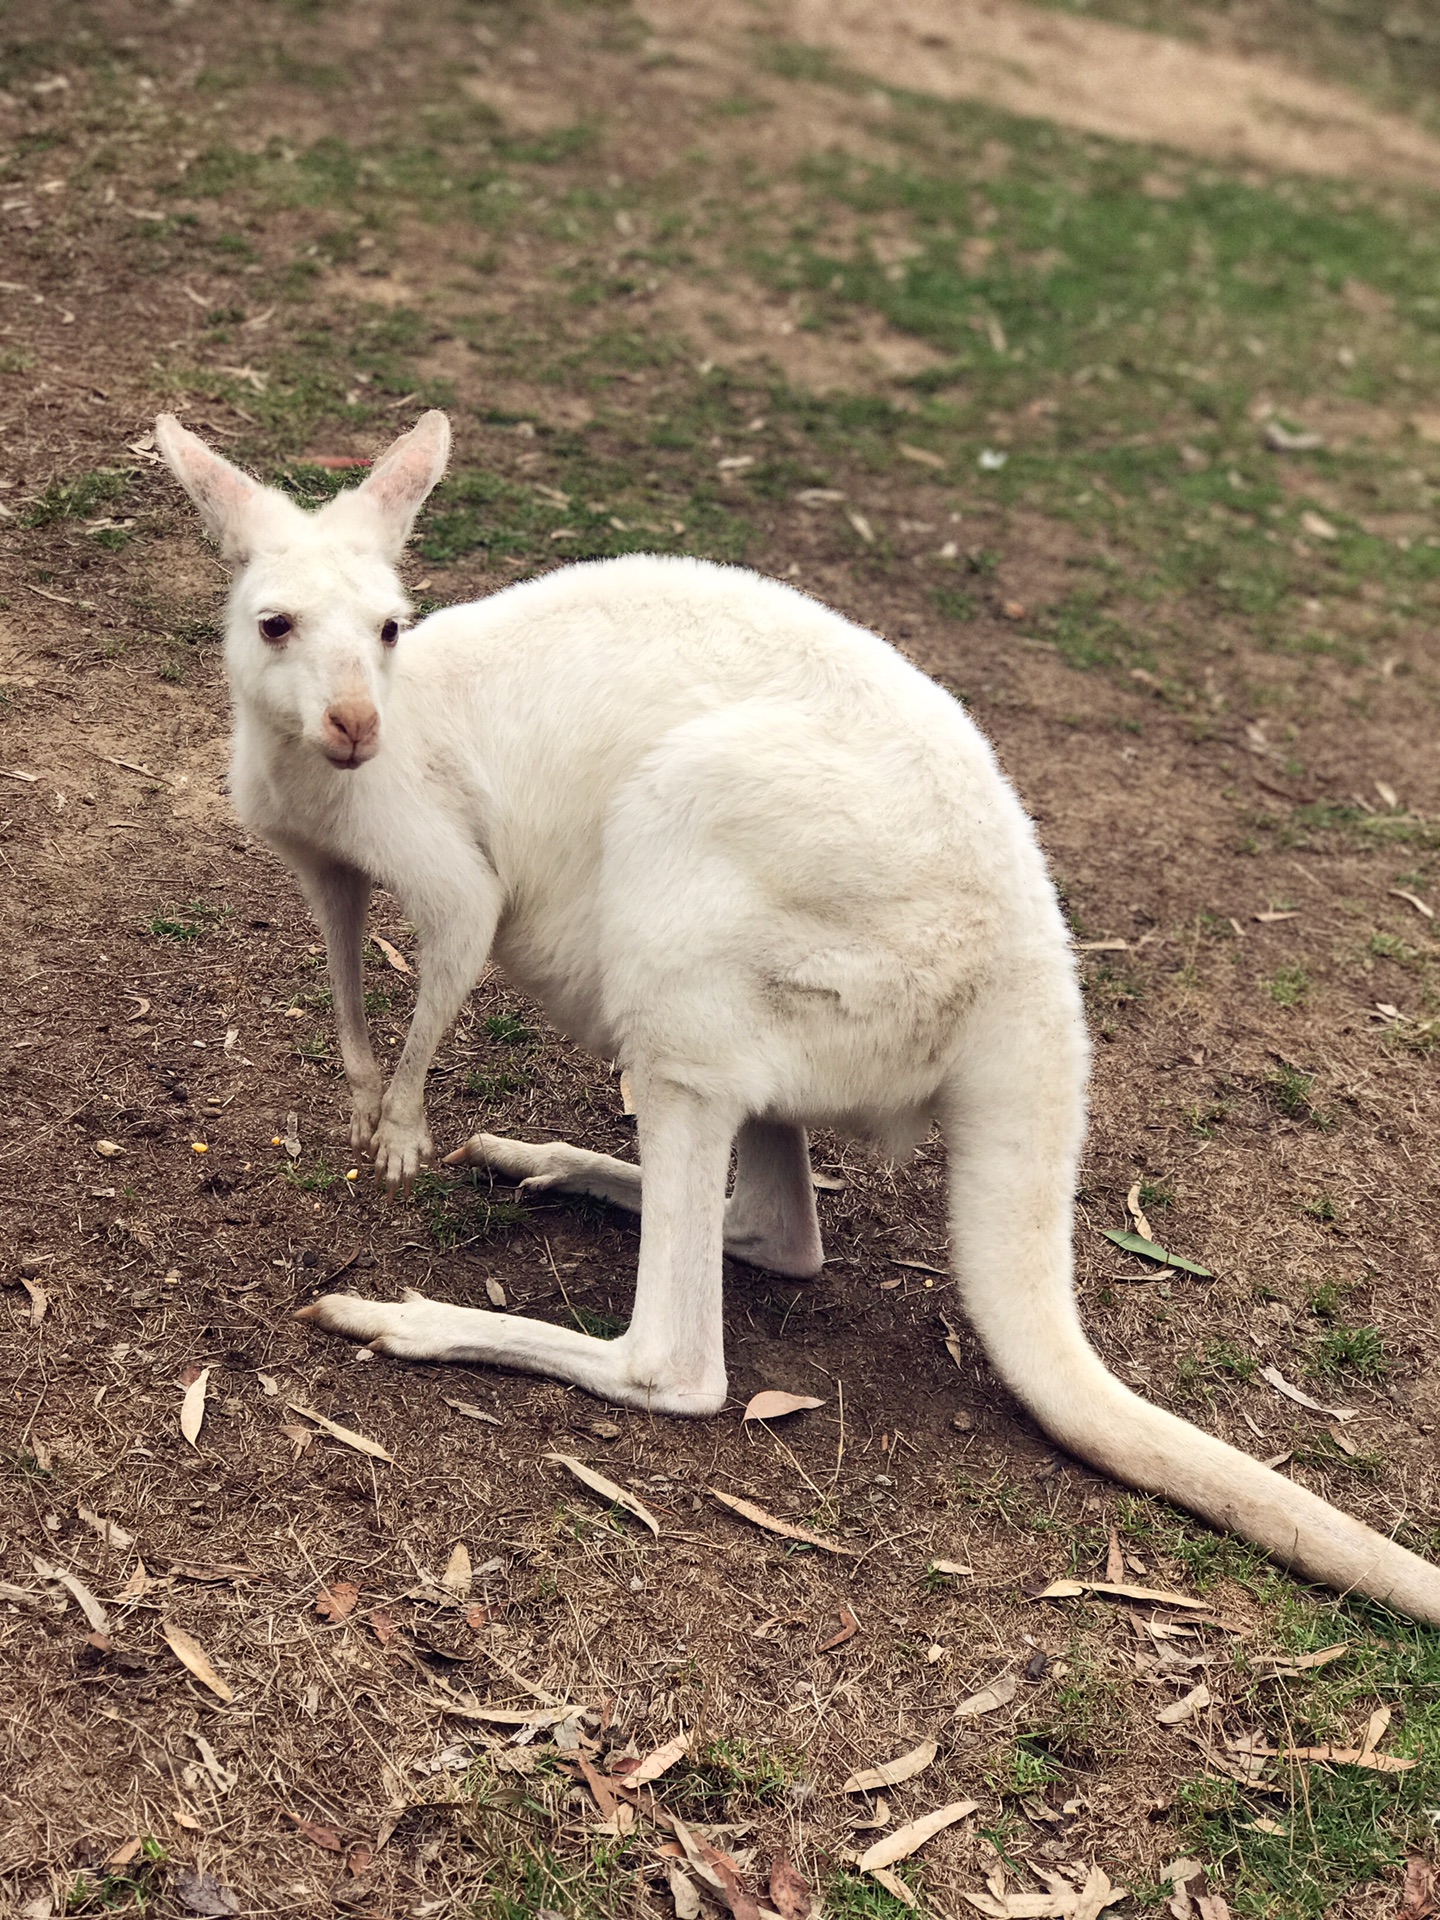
824,1870,926,1920
144,899,227,943
22,469,129,527
405,1169,528,1247
1266,964,1310,1008
482,1011,536,1047
1313,1323,1388,1380
667,1736,801,1819
1180,1605,1440,1920
282,1154,341,1193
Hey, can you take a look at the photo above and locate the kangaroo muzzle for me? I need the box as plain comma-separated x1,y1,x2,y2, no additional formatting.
320,697,380,768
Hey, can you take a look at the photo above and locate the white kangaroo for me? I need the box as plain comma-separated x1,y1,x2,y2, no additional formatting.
155,407,1440,1623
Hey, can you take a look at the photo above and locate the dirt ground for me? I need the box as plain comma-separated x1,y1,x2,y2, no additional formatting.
3,2,1440,1917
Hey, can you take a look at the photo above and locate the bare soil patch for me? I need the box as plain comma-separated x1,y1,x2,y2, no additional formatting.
647,0,1440,185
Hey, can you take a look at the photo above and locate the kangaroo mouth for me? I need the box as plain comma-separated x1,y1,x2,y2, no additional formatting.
322,741,379,770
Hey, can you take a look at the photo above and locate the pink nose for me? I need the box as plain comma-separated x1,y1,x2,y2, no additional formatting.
321,698,380,762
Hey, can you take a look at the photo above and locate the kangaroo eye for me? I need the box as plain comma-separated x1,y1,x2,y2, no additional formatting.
259,613,293,643
380,619,400,647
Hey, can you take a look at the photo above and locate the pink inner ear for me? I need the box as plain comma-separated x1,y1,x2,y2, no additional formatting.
197,455,258,516
366,445,436,515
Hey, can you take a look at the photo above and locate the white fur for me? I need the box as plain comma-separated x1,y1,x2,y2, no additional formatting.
156,410,1440,1623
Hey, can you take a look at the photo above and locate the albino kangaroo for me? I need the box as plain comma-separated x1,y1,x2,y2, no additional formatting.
155,407,1440,1623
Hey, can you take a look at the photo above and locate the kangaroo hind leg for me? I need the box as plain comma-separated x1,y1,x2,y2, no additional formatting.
448,1119,822,1275
723,1120,823,1277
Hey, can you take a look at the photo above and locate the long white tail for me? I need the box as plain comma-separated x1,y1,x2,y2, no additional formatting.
944,968,1440,1625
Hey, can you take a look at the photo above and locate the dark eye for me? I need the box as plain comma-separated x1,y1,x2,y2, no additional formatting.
259,613,293,643
380,619,400,647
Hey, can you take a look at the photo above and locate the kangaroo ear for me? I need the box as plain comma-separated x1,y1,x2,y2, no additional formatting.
154,413,269,566
351,409,451,559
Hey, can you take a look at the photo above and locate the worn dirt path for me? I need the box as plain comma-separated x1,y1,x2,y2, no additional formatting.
641,0,1440,185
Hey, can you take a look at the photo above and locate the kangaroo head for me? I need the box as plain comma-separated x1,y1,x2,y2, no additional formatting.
154,410,450,769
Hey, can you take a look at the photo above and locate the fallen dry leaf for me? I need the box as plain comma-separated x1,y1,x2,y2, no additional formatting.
844,1737,939,1793
872,1868,919,1909
707,1486,857,1556
162,1620,234,1702
898,442,945,469
443,1395,502,1425
817,1604,861,1653
114,1558,150,1601
315,1581,359,1622
769,1854,813,1920
1075,1867,1128,1920
628,1732,691,1786
742,1389,826,1422
440,1702,578,1727
33,1558,108,1633
1105,1529,1125,1584
442,1542,472,1597
956,1673,1018,1717
577,1753,620,1821
1359,1705,1391,1761
1259,1365,1356,1421
1390,888,1434,919
18,1274,48,1324
1251,1739,1415,1773
485,1276,507,1308
368,1607,397,1647
860,1799,979,1871
668,1818,762,1919
851,1794,891,1830
283,1811,343,1851
1157,1683,1212,1726
173,1868,241,1917
287,1403,395,1463
1300,509,1339,541
278,1422,314,1454
372,934,412,974
962,1865,1127,1920
347,1843,373,1877
547,1454,659,1534
78,1506,135,1552
1258,1642,1349,1678
1124,1184,1154,1243
668,1866,703,1920
179,1366,210,1448
931,1558,973,1577
1253,909,1300,923
282,1110,301,1160
1038,1577,1211,1610
1399,1857,1436,1920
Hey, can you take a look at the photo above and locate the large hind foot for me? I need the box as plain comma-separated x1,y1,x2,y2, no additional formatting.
446,1123,825,1278
297,1287,726,1414
444,1131,644,1208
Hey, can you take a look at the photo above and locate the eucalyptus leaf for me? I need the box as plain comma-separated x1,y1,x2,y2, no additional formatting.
1098,1228,1211,1276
